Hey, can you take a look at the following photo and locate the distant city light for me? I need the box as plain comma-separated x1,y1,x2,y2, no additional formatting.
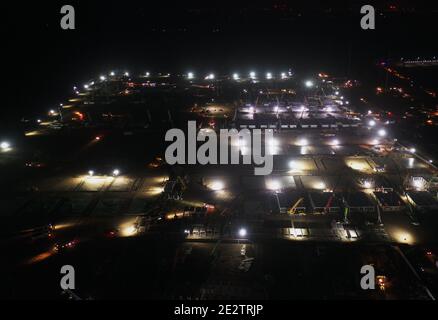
88,170,94,177
377,129,387,137
249,71,256,79
113,169,120,176
124,72,129,77
209,180,224,191
335,91,339,95
238,228,247,238
305,80,314,88
298,138,308,146
187,72,194,79
232,73,239,80
368,110,372,115
205,73,215,80
289,160,303,171
281,72,287,79
267,179,281,191
315,182,326,190
331,139,340,146
368,120,376,127
121,225,137,237
84,84,89,89
110,71,115,76
1,141,10,150
409,148,416,153
145,72,150,77
100,75,106,81
266,72,273,80
267,138,279,147
412,179,424,190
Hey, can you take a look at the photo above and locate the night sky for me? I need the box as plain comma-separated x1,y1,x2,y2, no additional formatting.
2,0,438,124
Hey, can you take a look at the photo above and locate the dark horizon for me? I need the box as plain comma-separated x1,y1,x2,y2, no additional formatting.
3,0,438,125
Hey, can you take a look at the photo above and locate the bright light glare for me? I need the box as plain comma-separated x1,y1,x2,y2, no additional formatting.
232,73,239,80
187,72,194,79
267,138,279,146
88,170,94,177
113,169,120,176
238,228,247,238
120,225,137,237
297,138,308,146
266,72,272,80
305,80,314,88
110,71,115,76
412,179,424,190
1,142,10,150
281,72,287,79
378,129,387,137
267,179,281,191
315,182,326,190
363,181,372,189
209,180,224,191
289,161,302,171
392,230,414,244
100,75,106,81
331,139,340,146
368,120,376,127
249,71,256,79
205,73,215,80
409,148,416,153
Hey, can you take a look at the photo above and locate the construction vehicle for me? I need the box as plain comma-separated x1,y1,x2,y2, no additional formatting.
287,197,304,215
